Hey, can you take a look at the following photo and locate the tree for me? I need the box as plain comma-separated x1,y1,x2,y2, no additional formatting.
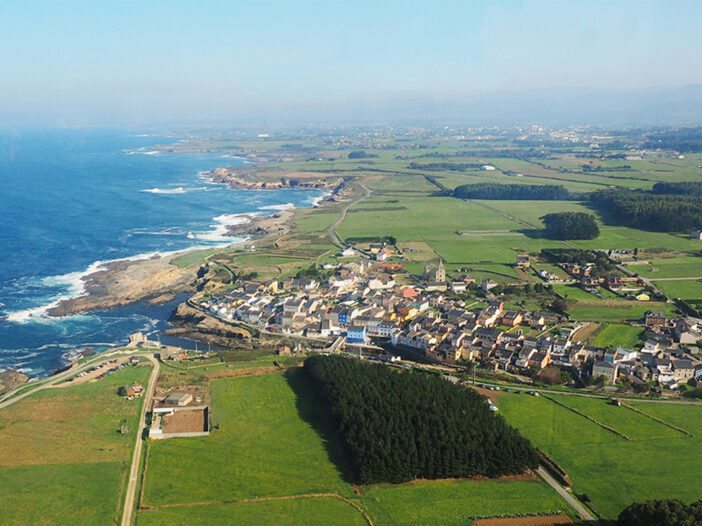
618,498,702,525
304,355,539,484
453,183,572,200
537,366,568,385
117,386,128,397
540,212,600,240
551,298,569,314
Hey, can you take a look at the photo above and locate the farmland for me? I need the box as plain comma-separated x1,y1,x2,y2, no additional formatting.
138,370,567,525
0,365,151,526
498,393,702,518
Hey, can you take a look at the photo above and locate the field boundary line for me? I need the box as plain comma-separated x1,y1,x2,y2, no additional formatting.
621,403,693,437
139,492,374,525
542,395,630,440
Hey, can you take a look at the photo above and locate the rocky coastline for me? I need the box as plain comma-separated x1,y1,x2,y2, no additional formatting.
0,369,29,395
44,181,337,318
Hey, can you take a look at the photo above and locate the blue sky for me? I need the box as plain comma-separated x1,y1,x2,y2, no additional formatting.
1,0,701,125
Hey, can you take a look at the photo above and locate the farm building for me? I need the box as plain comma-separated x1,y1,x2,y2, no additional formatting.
163,392,193,407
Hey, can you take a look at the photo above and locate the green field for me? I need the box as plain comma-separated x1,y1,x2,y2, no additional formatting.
655,279,702,302
590,324,646,348
567,300,677,323
0,365,151,525
139,370,567,525
359,479,567,526
634,255,702,279
138,497,368,526
142,371,350,506
498,393,702,518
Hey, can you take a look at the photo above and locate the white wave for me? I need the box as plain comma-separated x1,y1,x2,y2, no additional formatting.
124,149,161,156
142,187,186,194
196,214,251,243
308,192,330,208
258,202,295,212
3,248,191,324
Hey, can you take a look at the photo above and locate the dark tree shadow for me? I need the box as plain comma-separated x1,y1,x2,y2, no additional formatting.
518,228,550,239
284,367,355,484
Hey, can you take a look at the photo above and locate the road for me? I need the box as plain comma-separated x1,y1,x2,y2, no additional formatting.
328,184,371,248
0,349,128,409
121,354,159,526
536,467,599,525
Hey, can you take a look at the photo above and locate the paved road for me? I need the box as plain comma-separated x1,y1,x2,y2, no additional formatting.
537,467,599,525
121,354,159,526
0,349,127,409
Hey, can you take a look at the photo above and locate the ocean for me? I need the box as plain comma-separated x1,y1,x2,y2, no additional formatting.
0,128,325,376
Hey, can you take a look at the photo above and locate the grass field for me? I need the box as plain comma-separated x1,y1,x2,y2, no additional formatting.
0,365,151,525
141,371,351,506
498,393,702,518
590,324,646,348
359,479,568,526
567,300,677,323
655,279,702,302
138,497,368,526
139,369,567,525
634,255,702,279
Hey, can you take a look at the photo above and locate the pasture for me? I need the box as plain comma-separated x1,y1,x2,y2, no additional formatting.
138,369,568,525
498,393,702,518
0,365,151,526
590,324,646,349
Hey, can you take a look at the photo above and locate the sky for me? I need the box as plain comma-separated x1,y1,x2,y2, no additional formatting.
1,0,702,126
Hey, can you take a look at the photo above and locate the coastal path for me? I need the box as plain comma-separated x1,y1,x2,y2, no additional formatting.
536,467,599,525
121,354,159,526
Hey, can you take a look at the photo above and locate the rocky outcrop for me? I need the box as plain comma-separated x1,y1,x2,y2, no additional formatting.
166,302,252,346
47,257,199,317
0,369,29,395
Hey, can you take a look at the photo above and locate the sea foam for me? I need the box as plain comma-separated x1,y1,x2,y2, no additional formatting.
258,202,295,211
141,187,186,194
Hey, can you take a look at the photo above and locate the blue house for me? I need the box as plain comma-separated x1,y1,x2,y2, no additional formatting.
346,325,367,344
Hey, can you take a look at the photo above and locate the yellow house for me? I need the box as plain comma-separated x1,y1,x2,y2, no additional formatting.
636,293,650,301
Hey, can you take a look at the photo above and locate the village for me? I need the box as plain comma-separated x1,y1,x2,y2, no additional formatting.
197,242,702,395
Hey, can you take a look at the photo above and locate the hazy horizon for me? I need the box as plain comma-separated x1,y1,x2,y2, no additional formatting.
2,0,702,127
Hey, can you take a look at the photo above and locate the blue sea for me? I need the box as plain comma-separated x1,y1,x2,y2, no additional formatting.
0,129,324,376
